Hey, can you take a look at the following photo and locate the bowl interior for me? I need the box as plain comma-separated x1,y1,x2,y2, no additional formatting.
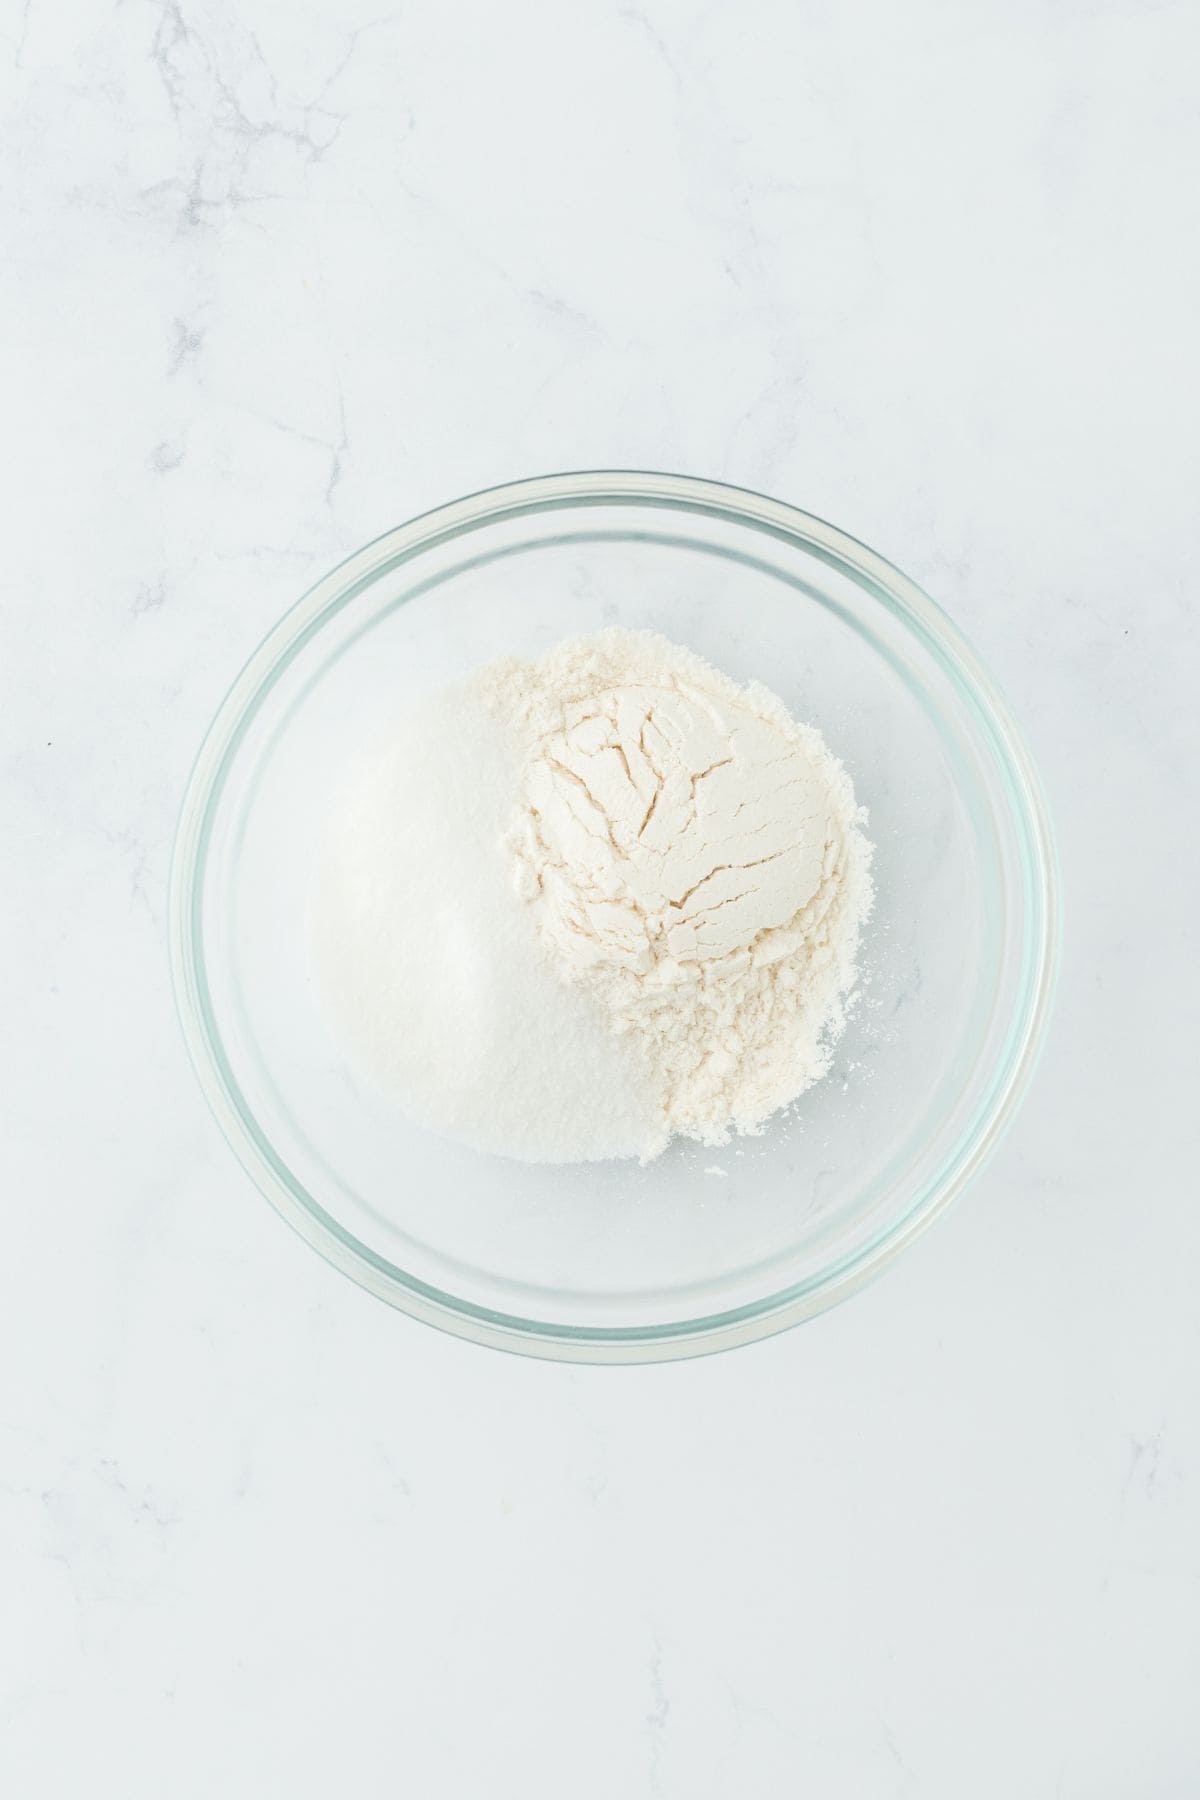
178,481,1049,1354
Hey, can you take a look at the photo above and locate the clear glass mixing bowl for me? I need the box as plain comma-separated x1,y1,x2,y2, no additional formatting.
170,472,1058,1361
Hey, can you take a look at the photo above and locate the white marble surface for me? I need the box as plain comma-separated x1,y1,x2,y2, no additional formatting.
3,1,1198,1792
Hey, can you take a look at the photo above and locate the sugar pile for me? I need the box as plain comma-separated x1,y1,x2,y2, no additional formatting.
311,630,872,1163
310,689,662,1163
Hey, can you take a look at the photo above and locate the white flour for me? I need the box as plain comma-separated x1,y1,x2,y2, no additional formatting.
482,630,873,1147
312,630,872,1163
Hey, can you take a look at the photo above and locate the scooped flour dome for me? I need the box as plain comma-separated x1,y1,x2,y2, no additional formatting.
480,630,873,1146
312,630,873,1162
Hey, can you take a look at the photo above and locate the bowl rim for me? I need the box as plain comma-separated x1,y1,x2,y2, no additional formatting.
169,469,1060,1363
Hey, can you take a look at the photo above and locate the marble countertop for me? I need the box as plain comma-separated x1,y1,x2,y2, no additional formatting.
3,1,1197,1793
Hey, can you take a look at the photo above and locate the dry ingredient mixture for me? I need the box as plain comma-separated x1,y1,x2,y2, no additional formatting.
312,630,873,1163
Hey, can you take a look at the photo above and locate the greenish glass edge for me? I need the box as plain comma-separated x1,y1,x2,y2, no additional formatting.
169,472,1059,1360
174,485,1056,1349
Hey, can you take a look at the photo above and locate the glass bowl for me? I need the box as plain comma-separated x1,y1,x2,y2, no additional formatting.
170,472,1057,1362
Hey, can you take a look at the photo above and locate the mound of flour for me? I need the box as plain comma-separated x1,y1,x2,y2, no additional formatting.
481,630,873,1147
312,630,872,1162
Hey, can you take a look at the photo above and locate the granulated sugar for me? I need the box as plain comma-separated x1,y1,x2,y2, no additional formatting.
312,630,873,1163
310,690,663,1163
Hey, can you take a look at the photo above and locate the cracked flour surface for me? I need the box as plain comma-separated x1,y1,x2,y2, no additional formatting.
479,630,874,1148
